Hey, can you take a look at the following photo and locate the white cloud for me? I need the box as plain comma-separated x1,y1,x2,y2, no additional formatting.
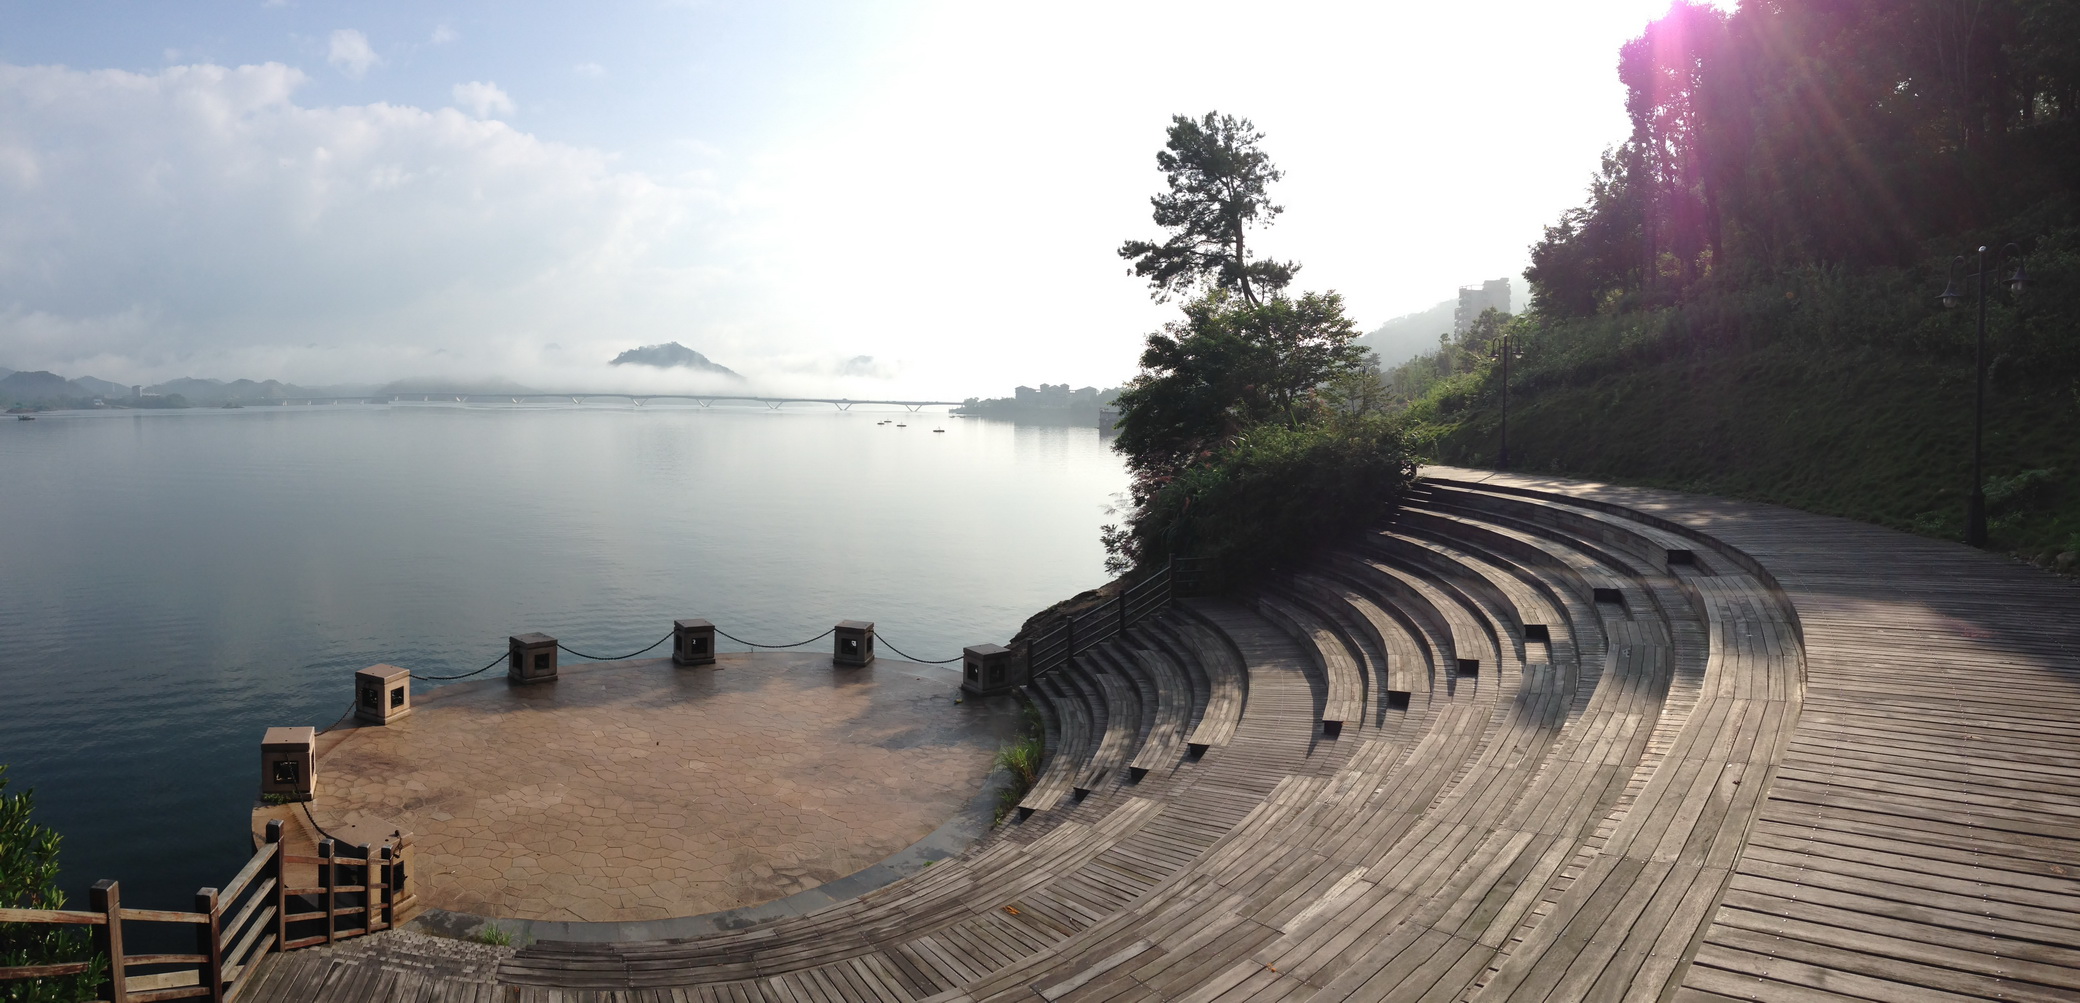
572,62,606,78
0,61,746,387
430,23,459,45
451,81,514,119
326,29,379,79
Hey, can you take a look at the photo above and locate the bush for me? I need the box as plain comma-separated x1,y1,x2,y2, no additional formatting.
1,766,104,1003
991,709,1044,826
1109,416,1415,588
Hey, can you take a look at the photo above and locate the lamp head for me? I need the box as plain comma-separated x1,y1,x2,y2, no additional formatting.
1939,283,1962,309
2006,260,2028,295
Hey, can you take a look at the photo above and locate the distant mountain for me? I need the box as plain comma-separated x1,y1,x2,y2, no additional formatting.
608,342,743,379
73,376,130,398
1357,299,1457,369
0,366,14,381
0,370,89,403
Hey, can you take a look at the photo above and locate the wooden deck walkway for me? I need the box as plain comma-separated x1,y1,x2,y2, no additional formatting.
234,467,2080,1002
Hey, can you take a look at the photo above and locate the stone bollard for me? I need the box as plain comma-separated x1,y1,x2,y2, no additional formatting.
960,643,1025,696
833,620,876,667
673,619,717,666
509,633,558,684
354,664,412,725
260,726,317,802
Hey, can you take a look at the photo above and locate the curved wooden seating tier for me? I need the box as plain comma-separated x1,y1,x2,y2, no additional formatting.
244,467,2080,1003
1123,647,1190,779
1168,612,1246,754
1292,572,1429,712
1254,592,1365,735
1017,672,1092,817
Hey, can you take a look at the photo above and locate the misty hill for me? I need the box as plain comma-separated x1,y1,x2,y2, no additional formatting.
0,366,13,380
74,375,130,398
0,370,89,403
1357,299,1456,369
141,377,363,403
609,342,743,379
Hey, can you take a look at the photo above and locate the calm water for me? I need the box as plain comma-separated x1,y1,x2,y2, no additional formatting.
0,404,1126,912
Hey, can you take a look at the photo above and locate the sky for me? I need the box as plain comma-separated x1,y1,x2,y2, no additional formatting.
0,1,1728,397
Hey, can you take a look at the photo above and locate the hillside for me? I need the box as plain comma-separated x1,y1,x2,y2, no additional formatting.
607,342,742,379
1397,2,2080,563
1355,298,1453,368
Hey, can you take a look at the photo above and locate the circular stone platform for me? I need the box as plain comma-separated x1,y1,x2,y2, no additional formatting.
302,652,1021,925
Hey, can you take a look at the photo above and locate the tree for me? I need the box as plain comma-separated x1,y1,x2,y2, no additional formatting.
1,766,103,1003
1118,112,1297,307
1111,290,1370,477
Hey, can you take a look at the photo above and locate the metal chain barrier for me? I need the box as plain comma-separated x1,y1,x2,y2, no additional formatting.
315,700,357,735
714,626,835,649
411,651,509,682
876,637,963,664
556,631,674,662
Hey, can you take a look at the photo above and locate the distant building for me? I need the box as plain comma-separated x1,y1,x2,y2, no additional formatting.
1453,278,1512,334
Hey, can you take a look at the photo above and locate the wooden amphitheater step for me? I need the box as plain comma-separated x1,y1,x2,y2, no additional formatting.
1293,571,1429,710
1074,660,1138,795
1017,671,1093,817
1167,610,1246,755
1123,646,1191,779
1254,591,1364,736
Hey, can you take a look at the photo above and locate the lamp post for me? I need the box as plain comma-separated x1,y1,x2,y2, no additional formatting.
1490,331,1522,470
1939,243,2028,548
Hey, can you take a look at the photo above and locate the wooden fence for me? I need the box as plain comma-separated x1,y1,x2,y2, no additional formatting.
0,818,412,1002
1027,557,1207,679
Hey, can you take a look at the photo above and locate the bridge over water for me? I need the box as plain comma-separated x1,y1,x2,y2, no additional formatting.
244,393,966,411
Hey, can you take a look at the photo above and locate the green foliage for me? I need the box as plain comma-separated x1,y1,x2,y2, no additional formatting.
1,766,104,1003
1526,1,2080,316
1107,113,1411,583
474,923,515,947
1118,112,1297,307
1112,290,1372,478
1403,237,2080,556
1115,418,1415,586
991,718,1044,827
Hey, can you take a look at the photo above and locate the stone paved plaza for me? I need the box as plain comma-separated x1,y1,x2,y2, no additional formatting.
308,651,1019,924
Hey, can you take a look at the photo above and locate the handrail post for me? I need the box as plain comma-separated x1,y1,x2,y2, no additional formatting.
355,843,372,934
393,834,411,917
319,839,336,945
196,887,223,1002
377,844,394,930
90,879,128,1003
265,820,286,955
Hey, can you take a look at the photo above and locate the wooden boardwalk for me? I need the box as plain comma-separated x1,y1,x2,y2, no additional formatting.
235,467,2080,1002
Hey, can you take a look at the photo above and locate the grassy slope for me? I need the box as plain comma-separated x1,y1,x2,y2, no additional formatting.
1422,338,2080,559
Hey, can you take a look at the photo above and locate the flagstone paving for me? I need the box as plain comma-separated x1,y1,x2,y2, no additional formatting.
307,651,1019,924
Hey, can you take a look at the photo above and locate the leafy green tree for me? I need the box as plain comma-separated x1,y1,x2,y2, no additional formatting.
1112,290,1371,477
1118,112,1297,307
1,766,103,1003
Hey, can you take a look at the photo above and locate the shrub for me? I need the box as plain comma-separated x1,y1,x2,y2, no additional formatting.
1,766,105,1003
1110,416,1415,588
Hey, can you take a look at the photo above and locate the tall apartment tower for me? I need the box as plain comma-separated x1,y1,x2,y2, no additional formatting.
1453,278,1513,334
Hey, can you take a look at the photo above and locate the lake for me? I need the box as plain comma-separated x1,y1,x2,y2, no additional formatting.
0,403,1127,912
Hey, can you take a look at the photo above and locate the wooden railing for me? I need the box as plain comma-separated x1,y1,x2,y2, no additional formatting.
1028,558,1208,679
0,818,412,1002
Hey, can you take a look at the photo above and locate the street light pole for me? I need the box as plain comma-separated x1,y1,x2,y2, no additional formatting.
1492,331,1520,470
1499,331,1510,470
1940,243,2027,548
1971,246,1988,548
